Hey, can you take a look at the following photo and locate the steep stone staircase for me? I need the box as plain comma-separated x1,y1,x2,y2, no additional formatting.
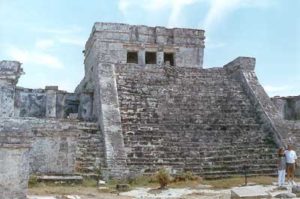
75,122,105,177
116,66,278,179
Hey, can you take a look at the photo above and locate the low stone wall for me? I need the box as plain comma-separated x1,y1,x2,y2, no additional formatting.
0,118,104,176
29,130,79,174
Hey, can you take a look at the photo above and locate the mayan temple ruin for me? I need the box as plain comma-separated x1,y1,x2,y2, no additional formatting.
0,22,300,198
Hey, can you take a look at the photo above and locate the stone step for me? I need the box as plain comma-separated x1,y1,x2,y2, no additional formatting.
36,175,83,183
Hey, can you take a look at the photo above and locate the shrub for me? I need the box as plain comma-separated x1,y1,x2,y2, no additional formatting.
28,175,38,187
156,168,170,189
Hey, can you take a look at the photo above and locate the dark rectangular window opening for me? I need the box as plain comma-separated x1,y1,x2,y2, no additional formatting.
145,52,156,64
164,53,174,66
127,51,138,64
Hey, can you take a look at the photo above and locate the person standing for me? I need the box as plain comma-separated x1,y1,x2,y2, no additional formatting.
277,147,286,186
285,145,297,185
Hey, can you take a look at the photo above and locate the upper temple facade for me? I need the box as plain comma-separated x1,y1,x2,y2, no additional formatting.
0,22,300,197
87,22,205,67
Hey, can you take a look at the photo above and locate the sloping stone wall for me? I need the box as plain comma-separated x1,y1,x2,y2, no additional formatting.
224,57,300,168
223,57,284,147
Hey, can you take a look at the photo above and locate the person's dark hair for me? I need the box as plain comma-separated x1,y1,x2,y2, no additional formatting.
278,147,284,157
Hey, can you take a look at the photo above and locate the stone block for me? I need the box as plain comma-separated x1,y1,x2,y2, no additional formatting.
292,185,300,194
231,185,272,198
116,184,130,192
274,192,296,198
224,57,256,73
0,147,30,199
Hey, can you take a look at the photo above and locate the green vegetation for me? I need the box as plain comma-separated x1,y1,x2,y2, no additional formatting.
28,175,38,187
156,168,170,189
202,176,281,189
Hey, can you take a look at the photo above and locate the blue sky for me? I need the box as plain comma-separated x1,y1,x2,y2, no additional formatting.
0,0,299,96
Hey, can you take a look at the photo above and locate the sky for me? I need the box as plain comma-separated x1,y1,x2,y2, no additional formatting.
0,0,299,96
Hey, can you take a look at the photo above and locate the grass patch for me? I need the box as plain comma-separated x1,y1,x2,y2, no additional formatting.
82,178,97,187
169,179,202,188
28,175,38,188
127,175,157,187
202,176,281,189
28,176,98,188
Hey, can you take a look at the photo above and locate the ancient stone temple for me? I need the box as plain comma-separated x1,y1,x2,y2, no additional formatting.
0,22,299,196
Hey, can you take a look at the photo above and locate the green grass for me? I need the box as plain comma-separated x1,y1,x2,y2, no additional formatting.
202,176,283,189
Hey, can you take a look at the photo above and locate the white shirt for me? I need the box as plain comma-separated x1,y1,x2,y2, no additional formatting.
285,150,297,163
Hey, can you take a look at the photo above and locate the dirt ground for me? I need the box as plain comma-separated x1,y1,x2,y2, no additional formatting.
28,186,132,199
28,176,299,199
28,184,231,199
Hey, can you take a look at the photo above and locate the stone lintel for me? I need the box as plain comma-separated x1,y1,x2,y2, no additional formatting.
45,85,59,91
223,57,255,73
0,144,31,148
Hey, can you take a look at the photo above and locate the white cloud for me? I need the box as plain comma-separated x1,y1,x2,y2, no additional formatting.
32,25,85,47
205,37,226,49
8,46,64,69
263,85,297,97
118,0,273,29
202,0,274,32
264,85,291,93
58,37,85,47
31,25,82,35
35,39,55,50
118,0,200,27
167,0,199,27
203,0,241,31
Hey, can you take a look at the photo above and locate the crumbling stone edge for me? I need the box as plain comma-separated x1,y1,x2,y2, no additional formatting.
224,57,284,147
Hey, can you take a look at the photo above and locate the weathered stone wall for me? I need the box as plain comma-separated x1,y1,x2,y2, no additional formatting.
115,63,277,178
270,96,300,167
272,96,300,120
0,119,31,199
26,119,104,175
0,61,23,117
0,148,30,199
0,117,104,176
78,92,94,121
14,87,83,119
94,22,204,67
14,88,46,117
